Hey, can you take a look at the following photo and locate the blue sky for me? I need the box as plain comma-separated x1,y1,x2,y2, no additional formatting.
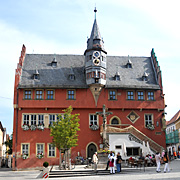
0,0,180,134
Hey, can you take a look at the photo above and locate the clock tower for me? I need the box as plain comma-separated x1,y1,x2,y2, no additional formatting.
84,8,107,105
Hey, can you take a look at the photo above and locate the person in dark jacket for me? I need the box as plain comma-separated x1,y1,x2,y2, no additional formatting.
116,152,123,172
163,151,170,173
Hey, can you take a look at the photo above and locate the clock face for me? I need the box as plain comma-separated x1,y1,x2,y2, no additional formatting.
93,51,100,58
93,58,100,66
93,51,100,66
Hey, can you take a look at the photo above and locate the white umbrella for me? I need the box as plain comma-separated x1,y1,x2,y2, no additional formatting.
146,141,151,155
122,142,127,157
122,142,127,165
142,141,147,156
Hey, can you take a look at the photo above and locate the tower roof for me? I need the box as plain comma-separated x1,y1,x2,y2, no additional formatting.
85,9,106,54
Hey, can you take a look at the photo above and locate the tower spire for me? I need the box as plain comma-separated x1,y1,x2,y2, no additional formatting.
94,7,97,19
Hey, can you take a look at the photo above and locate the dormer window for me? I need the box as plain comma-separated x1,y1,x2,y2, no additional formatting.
51,57,57,67
68,67,75,81
114,72,120,81
126,55,132,68
69,74,75,80
33,69,39,80
114,67,120,81
142,72,148,81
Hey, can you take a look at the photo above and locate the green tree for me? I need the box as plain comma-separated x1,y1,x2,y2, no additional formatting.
50,106,80,169
5,133,13,155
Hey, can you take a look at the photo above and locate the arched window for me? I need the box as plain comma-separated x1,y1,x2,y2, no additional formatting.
110,116,121,125
111,118,119,124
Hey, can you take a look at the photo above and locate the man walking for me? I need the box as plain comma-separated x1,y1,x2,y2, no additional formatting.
155,152,161,172
92,152,98,172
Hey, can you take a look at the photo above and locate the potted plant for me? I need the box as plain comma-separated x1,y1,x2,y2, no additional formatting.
22,153,28,159
147,124,155,130
90,124,99,131
37,124,44,131
37,153,44,159
30,124,36,131
22,124,29,131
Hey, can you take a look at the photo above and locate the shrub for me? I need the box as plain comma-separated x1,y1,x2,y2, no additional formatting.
43,161,49,168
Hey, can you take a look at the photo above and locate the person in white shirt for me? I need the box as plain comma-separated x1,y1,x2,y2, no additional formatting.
92,152,98,172
155,152,161,172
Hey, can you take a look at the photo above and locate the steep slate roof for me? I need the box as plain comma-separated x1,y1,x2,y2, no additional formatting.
19,54,160,89
166,110,180,126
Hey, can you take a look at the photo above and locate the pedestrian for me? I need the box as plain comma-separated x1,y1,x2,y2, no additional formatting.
116,152,122,172
163,151,170,173
105,151,114,170
155,152,161,172
92,152,98,172
109,152,115,174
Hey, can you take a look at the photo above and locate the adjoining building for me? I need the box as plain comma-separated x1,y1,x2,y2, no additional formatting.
12,9,166,170
166,110,180,156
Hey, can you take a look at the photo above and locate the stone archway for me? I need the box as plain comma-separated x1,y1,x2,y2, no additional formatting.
87,143,97,159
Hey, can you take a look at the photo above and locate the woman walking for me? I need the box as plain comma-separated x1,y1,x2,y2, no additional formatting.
163,151,170,173
109,152,115,174
116,152,122,172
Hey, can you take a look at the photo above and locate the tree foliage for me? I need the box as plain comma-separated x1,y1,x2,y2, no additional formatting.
50,105,80,150
5,133,13,154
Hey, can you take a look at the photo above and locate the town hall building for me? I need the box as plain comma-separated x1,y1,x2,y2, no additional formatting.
12,10,166,170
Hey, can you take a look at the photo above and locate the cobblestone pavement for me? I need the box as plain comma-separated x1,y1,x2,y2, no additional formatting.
0,159,180,180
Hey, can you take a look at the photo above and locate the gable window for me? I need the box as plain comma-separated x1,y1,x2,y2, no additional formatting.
67,90,75,100
89,114,98,127
48,144,55,157
145,114,153,127
24,90,32,100
109,90,117,100
22,143,29,156
31,114,37,125
147,91,154,100
38,115,44,125
36,90,43,100
49,115,55,126
137,91,144,100
47,90,54,100
127,91,134,100
23,114,29,125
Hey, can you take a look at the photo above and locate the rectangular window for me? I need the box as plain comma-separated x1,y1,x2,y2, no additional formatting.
47,90,54,100
109,90,117,100
127,147,139,156
48,144,55,157
38,115,44,125
37,144,44,155
147,91,154,100
89,114,98,127
49,115,55,125
67,90,75,100
22,144,29,155
137,91,144,100
24,90,32,99
145,114,153,127
127,91,134,100
36,90,43,99
31,114,37,125
23,114,29,125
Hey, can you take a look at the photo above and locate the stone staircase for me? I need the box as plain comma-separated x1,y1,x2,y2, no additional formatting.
106,125,164,153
